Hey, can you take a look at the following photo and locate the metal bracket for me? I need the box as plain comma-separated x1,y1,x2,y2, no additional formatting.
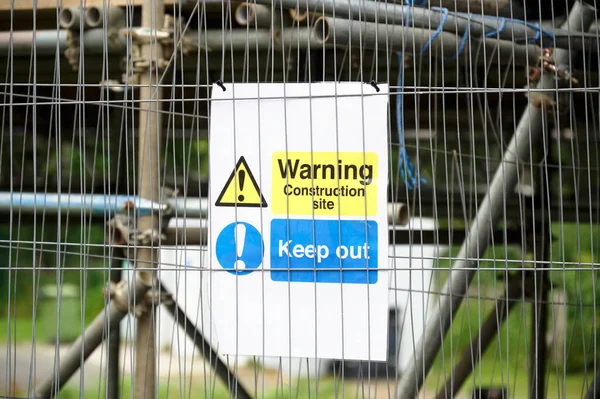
540,48,579,86
103,276,173,317
120,43,169,79
64,23,122,72
103,280,131,313
134,285,174,317
136,228,166,246
526,48,577,112
64,31,80,71
528,48,579,87
106,189,175,253
100,79,131,94
120,14,204,80
162,15,206,55
160,186,179,216
128,27,171,43
119,26,169,83
107,214,168,248
525,90,556,109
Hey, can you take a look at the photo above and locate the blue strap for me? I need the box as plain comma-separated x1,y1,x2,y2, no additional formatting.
413,6,449,56
484,17,506,37
522,21,555,45
396,52,426,190
445,26,470,61
394,1,556,190
405,5,465,61
407,0,427,7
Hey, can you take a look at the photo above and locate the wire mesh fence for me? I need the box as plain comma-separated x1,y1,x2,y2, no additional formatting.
1,0,599,398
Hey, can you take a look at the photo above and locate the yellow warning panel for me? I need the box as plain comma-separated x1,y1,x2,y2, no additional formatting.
215,156,268,208
272,152,378,216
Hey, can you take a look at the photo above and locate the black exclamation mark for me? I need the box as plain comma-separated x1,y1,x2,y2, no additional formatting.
238,170,246,202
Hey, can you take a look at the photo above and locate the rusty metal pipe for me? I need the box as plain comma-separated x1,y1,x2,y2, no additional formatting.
59,6,82,30
84,6,126,29
313,16,541,66
235,2,274,28
289,7,308,22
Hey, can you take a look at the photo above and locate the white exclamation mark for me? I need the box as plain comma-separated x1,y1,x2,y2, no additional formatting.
234,223,246,270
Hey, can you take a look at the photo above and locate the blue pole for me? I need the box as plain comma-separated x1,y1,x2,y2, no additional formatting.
0,193,165,216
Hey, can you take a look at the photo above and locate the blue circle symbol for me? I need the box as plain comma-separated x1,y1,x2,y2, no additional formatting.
215,222,264,275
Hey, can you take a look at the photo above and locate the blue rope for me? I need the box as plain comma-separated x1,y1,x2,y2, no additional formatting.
484,17,506,37
452,11,555,44
395,0,425,190
413,6,449,56
522,21,555,45
396,52,426,190
445,26,470,61
394,1,556,189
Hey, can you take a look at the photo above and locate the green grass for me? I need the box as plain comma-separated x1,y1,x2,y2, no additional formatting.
1,274,596,399
421,285,595,398
2,220,598,398
50,370,591,399
0,316,34,344
57,378,232,399
423,357,591,399
0,304,103,345
1,318,592,399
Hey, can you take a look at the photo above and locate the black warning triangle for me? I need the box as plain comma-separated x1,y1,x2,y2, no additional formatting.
215,156,268,208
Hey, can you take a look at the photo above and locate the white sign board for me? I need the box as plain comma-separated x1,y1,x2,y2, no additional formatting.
208,82,390,361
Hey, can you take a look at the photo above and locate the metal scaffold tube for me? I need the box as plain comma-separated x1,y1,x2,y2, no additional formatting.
312,15,542,65
0,28,318,58
83,5,126,29
394,2,597,398
133,0,164,397
585,368,600,399
1,21,599,62
157,281,252,399
34,277,150,398
411,0,519,16
0,192,166,216
235,2,278,28
0,193,409,225
434,277,523,399
0,30,126,56
312,16,464,59
253,0,598,51
107,252,124,399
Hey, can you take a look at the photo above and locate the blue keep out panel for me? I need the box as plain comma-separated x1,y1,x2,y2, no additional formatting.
270,218,378,284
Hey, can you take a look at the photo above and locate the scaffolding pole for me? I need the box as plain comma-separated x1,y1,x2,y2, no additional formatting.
158,281,252,399
394,3,596,398
0,193,410,225
529,270,550,399
585,368,600,399
107,251,123,399
434,277,522,399
33,268,252,399
253,0,597,51
528,160,552,399
133,0,164,397
34,277,150,398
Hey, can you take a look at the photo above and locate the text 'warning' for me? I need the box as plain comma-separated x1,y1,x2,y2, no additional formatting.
271,152,378,216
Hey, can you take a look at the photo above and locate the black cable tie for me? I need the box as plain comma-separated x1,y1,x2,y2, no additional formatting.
215,79,226,91
369,80,380,92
